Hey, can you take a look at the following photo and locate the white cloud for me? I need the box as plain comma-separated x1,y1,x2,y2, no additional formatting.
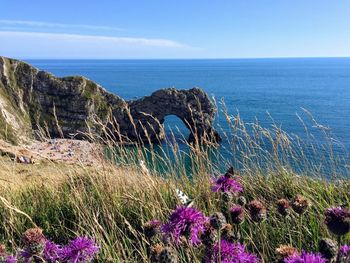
0,31,191,59
1,31,185,47
0,19,123,32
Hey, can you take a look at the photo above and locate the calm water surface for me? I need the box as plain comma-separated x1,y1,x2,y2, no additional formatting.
26,58,350,174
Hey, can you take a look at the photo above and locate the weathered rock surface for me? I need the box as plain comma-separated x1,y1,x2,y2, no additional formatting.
0,56,220,144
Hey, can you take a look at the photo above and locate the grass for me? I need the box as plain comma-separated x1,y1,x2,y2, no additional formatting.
0,109,349,262
0,158,349,261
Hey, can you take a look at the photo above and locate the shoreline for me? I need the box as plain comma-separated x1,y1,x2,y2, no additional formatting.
0,138,101,166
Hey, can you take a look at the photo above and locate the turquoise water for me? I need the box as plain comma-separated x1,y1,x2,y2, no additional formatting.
27,58,350,175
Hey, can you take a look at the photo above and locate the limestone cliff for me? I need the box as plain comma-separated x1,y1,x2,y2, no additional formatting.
0,56,220,144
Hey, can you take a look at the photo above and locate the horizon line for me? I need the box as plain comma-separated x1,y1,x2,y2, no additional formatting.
13,56,350,60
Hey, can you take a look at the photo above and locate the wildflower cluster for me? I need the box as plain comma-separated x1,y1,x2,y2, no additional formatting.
0,228,99,263
147,168,260,263
273,204,350,263
145,167,350,263
275,242,350,263
3,166,348,262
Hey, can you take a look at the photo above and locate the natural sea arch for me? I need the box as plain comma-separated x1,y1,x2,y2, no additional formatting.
163,115,191,143
125,88,221,144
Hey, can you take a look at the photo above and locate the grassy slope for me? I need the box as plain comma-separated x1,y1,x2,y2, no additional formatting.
0,59,35,144
0,155,349,262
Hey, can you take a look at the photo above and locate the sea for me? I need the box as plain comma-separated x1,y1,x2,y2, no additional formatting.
26,58,350,176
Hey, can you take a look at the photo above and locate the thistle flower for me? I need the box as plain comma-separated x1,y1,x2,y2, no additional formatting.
18,249,32,262
211,176,243,195
162,206,207,246
277,199,290,217
158,246,178,263
237,196,247,206
209,212,227,230
4,255,16,263
339,245,350,262
324,207,350,236
291,195,310,215
222,192,234,203
221,224,240,243
143,219,162,239
211,168,243,195
22,227,46,246
150,243,163,263
284,252,326,263
339,245,350,254
60,236,99,262
275,245,298,263
200,222,217,247
206,239,260,263
318,238,337,261
20,227,46,261
229,205,245,225
247,200,267,223
43,240,61,262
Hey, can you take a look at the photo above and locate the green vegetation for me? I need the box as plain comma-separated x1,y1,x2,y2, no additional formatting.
0,111,17,145
0,158,349,262
0,110,349,262
81,78,112,121
0,60,35,143
81,79,98,100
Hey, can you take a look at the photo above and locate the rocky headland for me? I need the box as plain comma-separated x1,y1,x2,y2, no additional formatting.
0,56,220,147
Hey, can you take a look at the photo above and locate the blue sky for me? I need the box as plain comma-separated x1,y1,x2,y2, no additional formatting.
1,0,350,59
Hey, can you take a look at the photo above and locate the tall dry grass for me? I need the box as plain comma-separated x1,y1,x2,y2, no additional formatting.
0,104,349,262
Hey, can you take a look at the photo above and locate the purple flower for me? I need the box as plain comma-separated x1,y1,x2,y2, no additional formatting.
211,174,243,194
43,240,61,262
18,248,32,262
229,205,245,224
339,245,350,255
5,255,16,263
339,245,350,262
60,236,99,262
162,206,207,246
284,252,326,263
324,207,350,236
206,239,260,263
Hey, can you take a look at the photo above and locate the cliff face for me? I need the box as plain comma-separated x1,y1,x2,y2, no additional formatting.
0,56,128,144
0,56,220,144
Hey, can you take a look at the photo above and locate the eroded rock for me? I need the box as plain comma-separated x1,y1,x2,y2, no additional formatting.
127,88,221,143
0,56,220,144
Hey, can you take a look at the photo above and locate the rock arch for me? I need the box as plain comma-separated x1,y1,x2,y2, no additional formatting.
125,88,221,143
163,114,191,139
